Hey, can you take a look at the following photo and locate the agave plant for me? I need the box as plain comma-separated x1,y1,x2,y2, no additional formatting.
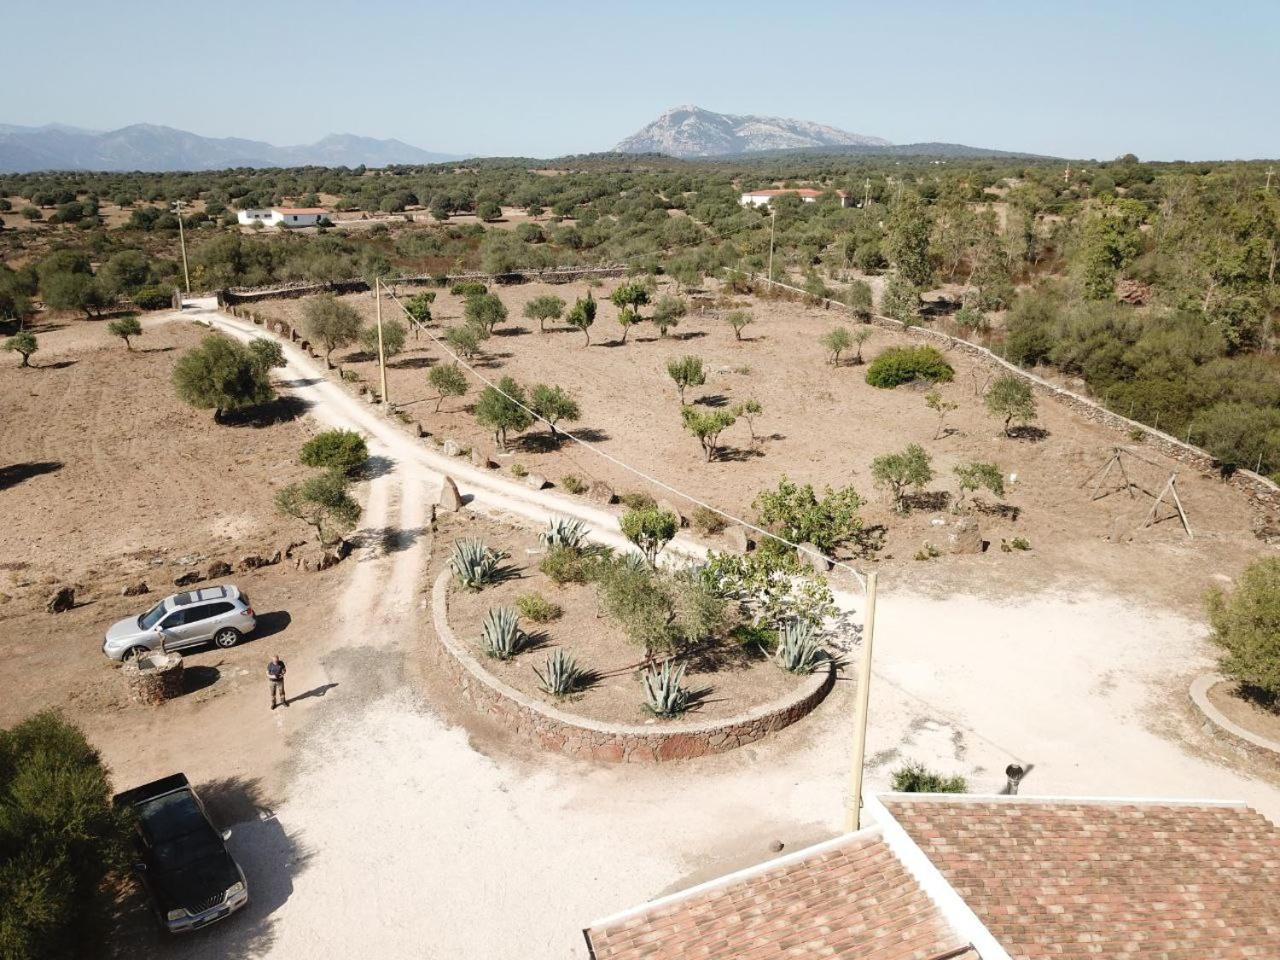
533,648,583,697
480,606,524,660
540,516,588,551
774,619,823,674
449,538,504,590
642,660,690,718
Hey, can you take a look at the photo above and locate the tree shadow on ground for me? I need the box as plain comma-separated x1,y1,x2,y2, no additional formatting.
714,445,763,463
37,359,78,370
974,499,1021,521
391,355,434,369
473,352,514,369
675,330,707,341
904,490,951,512
1006,425,1050,442
0,460,63,491
373,524,427,555
138,346,175,354
360,455,396,480
493,326,530,337
695,394,731,408
850,524,888,559
227,395,311,427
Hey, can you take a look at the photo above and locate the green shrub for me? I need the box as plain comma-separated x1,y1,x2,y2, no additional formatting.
517,593,563,623
1208,558,1280,700
774,621,823,674
692,506,726,535
449,539,505,590
561,474,588,495
540,544,590,585
891,761,968,793
480,607,524,660
510,463,528,478
133,285,172,310
450,280,487,298
533,649,584,698
299,429,369,476
620,507,679,566
619,491,657,511
865,346,955,388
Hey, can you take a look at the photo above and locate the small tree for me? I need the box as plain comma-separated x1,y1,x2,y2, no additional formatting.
565,292,596,346
925,389,959,439
735,398,763,445
429,362,468,411
403,291,436,329
726,309,753,340
523,294,564,333
620,507,679,566
476,199,502,222
464,292,508,334
891,761,968,793
871,444,934,513
850,327,872,364
953,462,1005,512
882,275,922,324
609,282,650,321
530,383,580,440
845,280,874,319
303,293,362,367
276,470,362,546
445,322,487,358
4,331,37,367
358,318,407,358
172,334,274,422
667,355,706,404
821,325,853,365
106,316,143,351
299,429,369,476
651,295,687,338
753,477,865,557
1208,558,1280,700
474,376,533,450
985,375,1037,436
248,337,286,373
682,406,737,461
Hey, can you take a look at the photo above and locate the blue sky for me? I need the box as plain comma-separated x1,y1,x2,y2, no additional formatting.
6,0,1277,160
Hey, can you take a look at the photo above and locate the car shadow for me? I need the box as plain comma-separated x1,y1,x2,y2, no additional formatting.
253,611,292,641
0,460,63,491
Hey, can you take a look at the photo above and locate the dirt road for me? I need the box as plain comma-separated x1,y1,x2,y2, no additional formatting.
149,299,1280,960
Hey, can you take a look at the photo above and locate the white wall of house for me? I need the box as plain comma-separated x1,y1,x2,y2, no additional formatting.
237,209,327,227
279,213,323,226
739,192,819,207
237,208,279,226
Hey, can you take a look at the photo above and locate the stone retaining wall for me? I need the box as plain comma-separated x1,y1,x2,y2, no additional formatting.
752,274,1280,512
429,571,835,762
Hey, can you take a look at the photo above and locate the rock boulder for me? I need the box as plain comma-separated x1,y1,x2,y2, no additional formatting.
439,476,463,512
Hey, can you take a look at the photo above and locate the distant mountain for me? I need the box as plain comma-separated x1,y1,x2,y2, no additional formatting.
730,141,1055,161
0,123,465,172
614,105,891,159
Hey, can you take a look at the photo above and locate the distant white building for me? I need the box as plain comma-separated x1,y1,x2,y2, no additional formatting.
739,188,854,208
237,206,329,227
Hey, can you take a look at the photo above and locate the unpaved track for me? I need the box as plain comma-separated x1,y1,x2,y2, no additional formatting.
155,300,1280,960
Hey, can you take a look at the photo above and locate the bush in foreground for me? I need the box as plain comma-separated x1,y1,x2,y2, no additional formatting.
891,761,968,793
172,334,275,422
865,345,954,388
299,429,369,477
1208,557,1280,701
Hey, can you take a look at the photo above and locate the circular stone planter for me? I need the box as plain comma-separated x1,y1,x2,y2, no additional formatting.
430,570,835,762
124,651,185,706
1189,674,1280,756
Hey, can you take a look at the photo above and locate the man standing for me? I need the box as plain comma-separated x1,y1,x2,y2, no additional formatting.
268,655,287,709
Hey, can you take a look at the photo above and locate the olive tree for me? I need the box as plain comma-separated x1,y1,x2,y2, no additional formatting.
530,383,580,440
565,292,596,345
682,406,737,462
474,376,533,449
445,322,487,358
925,389,959,439
4,331,37,367
429,362,468,411
276,470,362,546
871,444,934,513
464,292,508,334
985,375,1037,436
953,461,1005,512
726,310,753,340
172,334,275,422
403,291,436,329
106,316,143,351
666,355,706,404
1208,558,1280,700
299,429,369,476
620,507,679,566
358,318,407,358
523,294,564,333
821,325,853,365
651,295,687,338
303,293,362,367
849,327,872,364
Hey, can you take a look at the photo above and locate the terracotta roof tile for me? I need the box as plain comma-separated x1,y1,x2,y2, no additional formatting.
584,831,974,960
881,796,1280,960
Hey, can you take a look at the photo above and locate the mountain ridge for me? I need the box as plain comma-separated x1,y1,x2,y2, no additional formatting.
615,105,891,158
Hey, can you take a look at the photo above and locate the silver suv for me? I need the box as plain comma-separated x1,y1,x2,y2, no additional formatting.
103,585,257,661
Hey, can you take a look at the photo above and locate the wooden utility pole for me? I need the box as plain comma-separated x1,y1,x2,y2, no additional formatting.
172,200,191,294
845,572,879,833
1267,166,1274,193
863,178,871,209
375,277,388,406
767,206,776,281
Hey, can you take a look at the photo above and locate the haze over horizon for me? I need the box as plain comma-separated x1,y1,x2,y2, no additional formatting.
6,0,1278,162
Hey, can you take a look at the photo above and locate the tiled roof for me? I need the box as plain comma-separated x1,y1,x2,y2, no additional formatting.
584,829,976,960
881,795,1280,959
273,207,328,215
744,188,825,197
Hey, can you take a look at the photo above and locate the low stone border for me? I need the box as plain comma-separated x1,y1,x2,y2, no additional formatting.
1189,674,1280,756
429,570,835,762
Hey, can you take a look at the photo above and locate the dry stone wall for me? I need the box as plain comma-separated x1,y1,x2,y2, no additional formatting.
430,571,834,762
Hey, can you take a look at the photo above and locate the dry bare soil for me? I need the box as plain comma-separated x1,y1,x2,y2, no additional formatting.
255,280,1275,617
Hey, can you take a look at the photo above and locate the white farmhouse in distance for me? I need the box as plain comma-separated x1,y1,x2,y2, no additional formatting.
237,206,329,227
739,187,854,208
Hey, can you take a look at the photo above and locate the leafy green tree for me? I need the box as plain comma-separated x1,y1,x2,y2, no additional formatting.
985,375,1037,436
172,334,275,422
523,294,564,333
726,310,753,340
620,507,680,566
871,443,934,512
445,323,487,358
865,346,954,388
925,389,958,439
299,429,369,476
106,316,143,350
358,318,407,358
881,274,922,324
474,376,533,449
884,193,933,287
42,272,110,318
303,293,362,367
4,331,38,367
651,295,687,337
609,282,650,319
476,199,502,222
681,406,737,461
133,285,173,311
753,477,865,556
821,325,853,365
429,362,468,411
735,398,763,445
669,354,710,405
1189,403,1280,474
530,383,580,439
248,337,285,373
953,462,1005,512
98,249,150,297
1208,558,1280,700
844,280,874,319
464,292,508,334
615,306,641,343
276,470,362,546
849,327,872,364
565,291,596,345
403,292,436,328
891,761,967,793
0,712,130,960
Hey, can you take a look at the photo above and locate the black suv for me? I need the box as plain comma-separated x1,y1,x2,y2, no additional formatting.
115,773,250,933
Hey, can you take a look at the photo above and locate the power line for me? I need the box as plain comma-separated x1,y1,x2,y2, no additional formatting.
384,288,868,591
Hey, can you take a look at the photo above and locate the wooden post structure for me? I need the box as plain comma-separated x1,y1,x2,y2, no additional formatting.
375,277,388,406
846,572,879,833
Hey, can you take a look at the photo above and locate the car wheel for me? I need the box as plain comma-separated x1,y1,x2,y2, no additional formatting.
123,645,152,661
213,628,242,649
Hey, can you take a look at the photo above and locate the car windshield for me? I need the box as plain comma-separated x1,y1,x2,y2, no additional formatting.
138,601,168,630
